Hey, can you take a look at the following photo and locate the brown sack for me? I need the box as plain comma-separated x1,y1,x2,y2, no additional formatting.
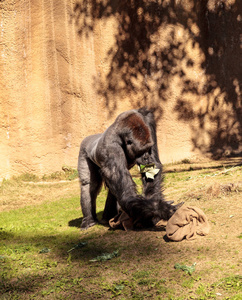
109,211,133,231
166,206,210,241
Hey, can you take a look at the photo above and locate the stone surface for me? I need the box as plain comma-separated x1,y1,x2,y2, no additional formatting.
0,0,241,179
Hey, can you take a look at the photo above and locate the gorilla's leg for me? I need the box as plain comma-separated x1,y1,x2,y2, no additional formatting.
78,156,102,229
101,190,120,224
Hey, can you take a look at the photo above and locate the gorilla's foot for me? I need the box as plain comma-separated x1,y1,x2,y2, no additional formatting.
80,217,97,230
99,218,110,226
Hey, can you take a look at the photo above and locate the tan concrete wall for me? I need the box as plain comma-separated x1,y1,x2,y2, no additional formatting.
0,0,241,179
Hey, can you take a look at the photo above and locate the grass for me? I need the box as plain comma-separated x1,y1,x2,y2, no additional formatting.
0,159,242,299
10,166,79,183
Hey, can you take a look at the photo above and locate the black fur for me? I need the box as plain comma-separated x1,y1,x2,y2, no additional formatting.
78,108,180,229
136,107,163,201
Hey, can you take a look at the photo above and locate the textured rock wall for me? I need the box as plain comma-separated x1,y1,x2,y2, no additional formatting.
0,0,241,179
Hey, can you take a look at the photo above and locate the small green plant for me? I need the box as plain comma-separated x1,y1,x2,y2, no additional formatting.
62,166,79,180
89,250,119,262
102,281,125,297
13,172,39,182
41,166,78,181
174,262,196,275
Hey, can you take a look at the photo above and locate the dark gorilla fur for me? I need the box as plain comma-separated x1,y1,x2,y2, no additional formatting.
78,108,180,229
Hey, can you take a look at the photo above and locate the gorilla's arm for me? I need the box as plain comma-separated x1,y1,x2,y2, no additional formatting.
137,107,163,200
99,145,178,227
136,108,183,222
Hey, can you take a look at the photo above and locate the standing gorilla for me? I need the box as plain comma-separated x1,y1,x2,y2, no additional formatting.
78,108,179,229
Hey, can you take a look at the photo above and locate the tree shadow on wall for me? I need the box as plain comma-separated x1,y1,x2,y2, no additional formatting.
71,0,242,158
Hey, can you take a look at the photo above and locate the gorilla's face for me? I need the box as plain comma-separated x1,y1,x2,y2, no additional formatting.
124,134,152,162
135,149,153,166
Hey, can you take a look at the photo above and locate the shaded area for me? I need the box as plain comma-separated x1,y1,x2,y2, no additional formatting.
72,0,242,157
0,228,178,296
68,210,104,228
68,216,83,228
196,1,242,156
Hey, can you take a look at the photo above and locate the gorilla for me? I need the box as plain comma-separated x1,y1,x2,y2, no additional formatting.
78,107,180,230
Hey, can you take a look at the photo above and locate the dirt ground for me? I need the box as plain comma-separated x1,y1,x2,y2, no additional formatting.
0,158,241,299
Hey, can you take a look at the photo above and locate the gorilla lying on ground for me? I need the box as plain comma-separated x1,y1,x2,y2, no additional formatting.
78,108,181,230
